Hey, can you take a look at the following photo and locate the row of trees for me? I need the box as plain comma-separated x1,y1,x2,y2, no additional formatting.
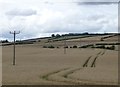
51,34,61,38
0,40,9,43
51,32,117,38
51,32,89,38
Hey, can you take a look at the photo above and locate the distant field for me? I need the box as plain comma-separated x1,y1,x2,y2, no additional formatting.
28,34,118,48
2,44,118,85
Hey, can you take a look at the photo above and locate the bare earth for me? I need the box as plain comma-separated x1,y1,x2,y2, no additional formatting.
2,44,118,85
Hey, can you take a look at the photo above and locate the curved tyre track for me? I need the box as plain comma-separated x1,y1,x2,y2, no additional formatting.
40,68,69,80
82,50,106,68
40,50,106,84
40,67,85,84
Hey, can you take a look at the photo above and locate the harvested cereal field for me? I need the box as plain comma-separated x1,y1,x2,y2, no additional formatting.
2,34,118,85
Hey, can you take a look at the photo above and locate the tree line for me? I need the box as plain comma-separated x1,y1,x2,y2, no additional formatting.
51,32,117,38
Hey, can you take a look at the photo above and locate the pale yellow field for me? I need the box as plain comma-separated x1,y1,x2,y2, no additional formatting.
2,44,118,85
66,35,110,42
67,35,118,45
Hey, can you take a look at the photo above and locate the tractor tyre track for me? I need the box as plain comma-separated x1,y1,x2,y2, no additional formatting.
40,50,106,84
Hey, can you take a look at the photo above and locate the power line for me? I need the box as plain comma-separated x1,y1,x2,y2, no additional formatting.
10,31,20,65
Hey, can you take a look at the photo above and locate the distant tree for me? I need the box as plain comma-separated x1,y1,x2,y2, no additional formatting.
16,40,21,42
100,38,104,41
57,46,59,48
5,39,9,43
51,34,55,37
73,45,77,48
56,34,61,38
64,46,68,48
110,45,115,50
38,40,41,42
48,45,55,48
1,39,9,43
43,46,47,48
83,32,89,35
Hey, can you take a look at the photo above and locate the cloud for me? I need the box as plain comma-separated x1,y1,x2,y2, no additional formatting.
77,2,118,5
6,9,37,16
75,0,119,5
0,0,118,40
75,0,119,2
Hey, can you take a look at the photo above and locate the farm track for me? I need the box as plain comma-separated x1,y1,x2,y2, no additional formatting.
40,68,70,80
83,50,106,67
40,50,106,84
40,67,84,84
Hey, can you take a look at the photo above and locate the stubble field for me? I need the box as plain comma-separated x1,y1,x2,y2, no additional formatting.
2,44,118,85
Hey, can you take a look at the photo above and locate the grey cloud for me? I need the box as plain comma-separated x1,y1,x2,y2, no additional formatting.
77,2,118,5
87,15,105,21
75,0,119,5
75,0,119,2
6,9,37,16
44,1,54,5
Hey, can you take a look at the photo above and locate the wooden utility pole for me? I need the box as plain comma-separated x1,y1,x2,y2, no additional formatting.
64,36,67,54
10,31,20,65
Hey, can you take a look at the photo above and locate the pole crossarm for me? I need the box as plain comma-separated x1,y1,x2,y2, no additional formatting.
10,31,20,34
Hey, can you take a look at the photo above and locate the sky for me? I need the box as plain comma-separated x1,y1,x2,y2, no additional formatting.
0,0,119,40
